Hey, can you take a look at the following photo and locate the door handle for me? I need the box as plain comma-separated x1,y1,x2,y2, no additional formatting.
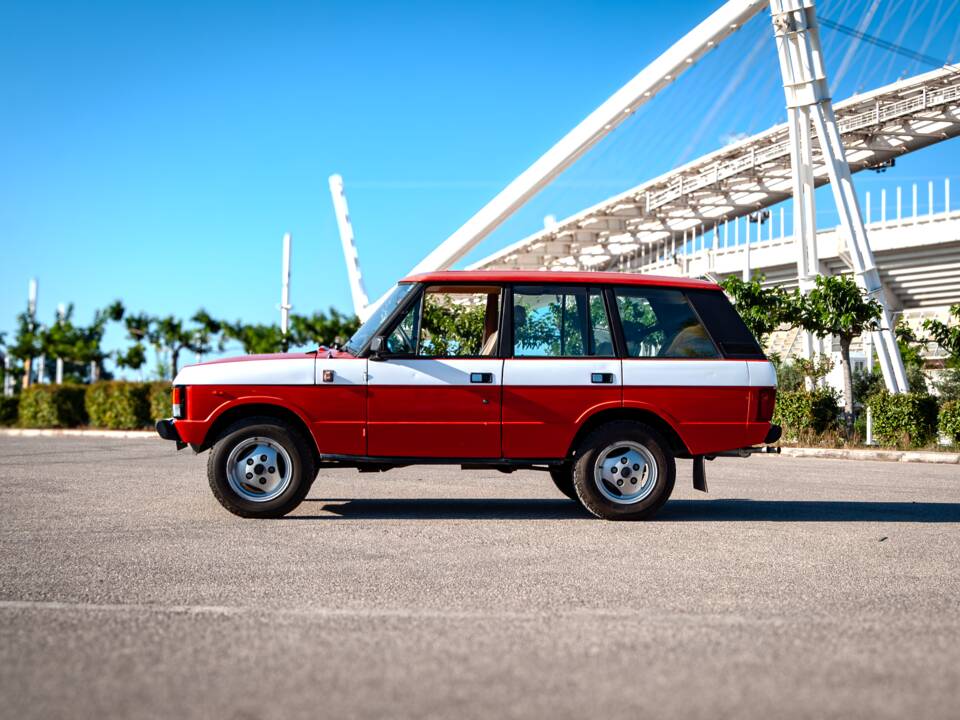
591,373,615,384
470,372,494,384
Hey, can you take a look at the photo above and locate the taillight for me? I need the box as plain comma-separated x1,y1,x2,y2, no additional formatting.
172,386,186,419
756,387,776,422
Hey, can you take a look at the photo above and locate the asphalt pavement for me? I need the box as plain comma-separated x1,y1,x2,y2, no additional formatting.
1,436,959,720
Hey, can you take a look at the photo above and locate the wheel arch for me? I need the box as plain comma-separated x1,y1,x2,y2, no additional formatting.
567,407,690,459
199,402,320,462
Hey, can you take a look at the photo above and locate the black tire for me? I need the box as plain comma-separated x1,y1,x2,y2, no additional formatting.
572,421,675,521
206,416,316,518
549,465,578,501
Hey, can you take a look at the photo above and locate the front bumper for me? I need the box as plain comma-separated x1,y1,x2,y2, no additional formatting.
156,419,187,450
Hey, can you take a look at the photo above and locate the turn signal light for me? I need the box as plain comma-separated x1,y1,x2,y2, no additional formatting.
756,387,776,422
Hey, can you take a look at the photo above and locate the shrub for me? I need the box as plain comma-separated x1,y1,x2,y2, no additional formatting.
18,385,87,428
868,392,939,448
85,382,150,429
0,396,19,426
148,381,172,421
940,400,960,444
772,388,841,441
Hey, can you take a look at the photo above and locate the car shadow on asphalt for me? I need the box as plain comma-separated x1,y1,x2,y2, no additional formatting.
289,498,960,522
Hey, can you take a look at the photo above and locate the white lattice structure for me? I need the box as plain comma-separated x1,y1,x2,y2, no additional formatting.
471,66,960,274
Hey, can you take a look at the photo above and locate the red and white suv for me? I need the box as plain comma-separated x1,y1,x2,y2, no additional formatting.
157,271,780,520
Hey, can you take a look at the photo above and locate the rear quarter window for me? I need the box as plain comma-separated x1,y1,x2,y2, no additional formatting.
685,289,766,359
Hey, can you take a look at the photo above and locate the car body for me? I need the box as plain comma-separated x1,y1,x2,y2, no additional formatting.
158,270,780,519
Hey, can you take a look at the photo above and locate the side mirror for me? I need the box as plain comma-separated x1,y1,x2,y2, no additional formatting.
369,335,386,361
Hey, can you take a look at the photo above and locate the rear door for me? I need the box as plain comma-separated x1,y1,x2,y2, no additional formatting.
501,285,620,459
366,284,504,458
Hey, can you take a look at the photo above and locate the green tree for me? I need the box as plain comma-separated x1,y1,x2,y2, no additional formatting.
222,321,286,355
894,320,928,393
925,304,960,402
9,305,43,388
116,312,153,377
719,274,789,346
290,308,360,349
789,275,882,418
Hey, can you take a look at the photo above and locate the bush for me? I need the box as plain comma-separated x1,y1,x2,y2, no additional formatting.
0,396,19,426
772,388,841,441
85,382,150,429
869,392,939,448
18,385,87,428
148,381,172,421
940,400,960,444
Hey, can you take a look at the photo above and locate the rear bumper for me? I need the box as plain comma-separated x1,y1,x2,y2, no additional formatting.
156,419,187,449
764,423,782,444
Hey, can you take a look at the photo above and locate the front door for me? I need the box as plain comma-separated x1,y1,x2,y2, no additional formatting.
502,285,621,459
366,284,504,458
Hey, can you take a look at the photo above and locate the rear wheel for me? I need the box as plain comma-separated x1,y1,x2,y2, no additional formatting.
572,421,675,521
207,416,315,518
548,465,577,501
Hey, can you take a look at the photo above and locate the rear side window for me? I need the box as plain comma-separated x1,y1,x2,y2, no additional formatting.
613,287,719,359
512,286,614,357
685,289,765,359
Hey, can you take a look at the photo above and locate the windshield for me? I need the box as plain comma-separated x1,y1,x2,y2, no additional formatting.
343,283,416,354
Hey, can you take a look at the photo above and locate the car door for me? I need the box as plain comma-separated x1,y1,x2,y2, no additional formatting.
501,285,621,459
613,285,751,456
366,284,504,458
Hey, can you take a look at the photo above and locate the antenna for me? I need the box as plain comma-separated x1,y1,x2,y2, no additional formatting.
329,175,371,319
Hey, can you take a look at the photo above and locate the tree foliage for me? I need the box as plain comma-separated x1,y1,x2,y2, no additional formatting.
719,275,789,344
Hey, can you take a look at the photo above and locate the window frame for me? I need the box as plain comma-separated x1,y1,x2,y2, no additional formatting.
373,283,507,360
607,285,725,361
507,284,619,360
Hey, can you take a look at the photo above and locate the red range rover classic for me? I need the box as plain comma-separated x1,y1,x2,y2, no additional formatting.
157,271,780,520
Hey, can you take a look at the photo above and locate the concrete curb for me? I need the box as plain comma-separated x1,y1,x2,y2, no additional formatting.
776,446,959,465
0,428,155,439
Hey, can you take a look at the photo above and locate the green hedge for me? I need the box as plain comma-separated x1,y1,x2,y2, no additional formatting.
772,389,841,441
148,381,172,421
85,382,151,429
18,385,88,428
940,400,960,444
869,392,939,448
0,396,19,426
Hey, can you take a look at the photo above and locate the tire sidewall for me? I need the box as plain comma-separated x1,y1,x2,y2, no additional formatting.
572,422,675,520
208,419,313,518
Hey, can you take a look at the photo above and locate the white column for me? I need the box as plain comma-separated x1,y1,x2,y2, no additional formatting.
865,191,871,224
912,182,918,222
55,303,65,385
881,188,887,227
3,355,13,397
929,180,934,216
779,206,785,238
723,219,729,249
743,217,751,281
947,178,952,214
37,355,46,384
280,232,292,337
896,186,902,224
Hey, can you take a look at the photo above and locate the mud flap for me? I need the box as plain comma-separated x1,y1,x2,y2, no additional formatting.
692,456,708,493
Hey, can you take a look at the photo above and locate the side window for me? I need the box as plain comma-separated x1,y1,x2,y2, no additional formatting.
614,287,719,359
512,286,613,357
418,286,502,357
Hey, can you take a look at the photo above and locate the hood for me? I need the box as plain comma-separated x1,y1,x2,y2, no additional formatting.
173,351,323,386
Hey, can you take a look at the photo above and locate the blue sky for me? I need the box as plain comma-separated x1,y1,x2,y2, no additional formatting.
2,0,960,364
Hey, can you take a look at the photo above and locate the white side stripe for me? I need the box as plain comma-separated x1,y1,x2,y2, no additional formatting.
174,358,315,386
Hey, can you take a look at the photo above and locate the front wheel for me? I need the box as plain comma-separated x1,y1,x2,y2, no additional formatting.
206,416,315,518
572,421,675,520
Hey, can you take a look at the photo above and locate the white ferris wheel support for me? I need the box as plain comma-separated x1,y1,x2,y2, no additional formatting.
770,0,908,393
329,174,371,319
